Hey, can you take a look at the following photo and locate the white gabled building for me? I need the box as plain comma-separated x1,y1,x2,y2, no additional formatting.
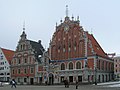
0,47,14,82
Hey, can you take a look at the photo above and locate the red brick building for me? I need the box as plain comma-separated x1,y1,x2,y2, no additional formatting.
48,11,114,84
10,29,45,85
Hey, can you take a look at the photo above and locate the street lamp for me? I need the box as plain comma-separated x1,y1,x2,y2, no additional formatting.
95,54,98,85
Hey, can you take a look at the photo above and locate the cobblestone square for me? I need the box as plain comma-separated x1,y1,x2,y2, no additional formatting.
0,84,120,90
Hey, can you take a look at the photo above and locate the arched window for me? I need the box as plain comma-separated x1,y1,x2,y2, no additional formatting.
69,62,73,70
76,62,81,69
23,44,25,50
21,45,22,50
18,59,21,64
61,63,65,70
102,61,104,70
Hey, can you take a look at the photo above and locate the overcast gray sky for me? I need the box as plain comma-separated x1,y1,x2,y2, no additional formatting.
0,0,120,55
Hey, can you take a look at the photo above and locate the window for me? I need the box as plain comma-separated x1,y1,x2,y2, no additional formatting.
23,44,25,50
102,61,104,70
74,41,77,51
18,69,21,74
24,78,27,82
68,46,71,52
12,69,14,74
0,55,3,60
63,45,65,52
63,48,65,52
18,78,20,82
21,45,22,50
98,60,100,70
24,58,27,63
18,59,21,64
30,68,34,73
61,63,65,70
74,46,76,51
24,68,27,74
69,62,73,70
76,62,81,69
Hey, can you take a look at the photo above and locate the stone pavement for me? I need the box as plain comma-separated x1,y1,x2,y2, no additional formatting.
0,84,120,90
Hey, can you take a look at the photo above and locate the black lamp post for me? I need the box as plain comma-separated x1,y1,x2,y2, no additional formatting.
95,67,97,85
95,54,98,85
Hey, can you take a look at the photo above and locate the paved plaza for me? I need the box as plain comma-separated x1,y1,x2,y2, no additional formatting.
0,84,120,90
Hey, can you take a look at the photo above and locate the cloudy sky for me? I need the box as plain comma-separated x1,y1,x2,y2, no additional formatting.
0,0,120,55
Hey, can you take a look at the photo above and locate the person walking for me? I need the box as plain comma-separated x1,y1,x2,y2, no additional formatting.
11,79,17,88
75,81,79,89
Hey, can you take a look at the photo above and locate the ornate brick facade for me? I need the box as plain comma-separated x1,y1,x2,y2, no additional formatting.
48,15,114,84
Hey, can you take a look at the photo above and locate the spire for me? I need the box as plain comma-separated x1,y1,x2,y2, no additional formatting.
23,21,25,31
65,5,69,22
60,18,62,23
72,14,74,20
66,5,68,17
77,16,79,21
20,21,27,41
56,22,57,27
77,16,80,23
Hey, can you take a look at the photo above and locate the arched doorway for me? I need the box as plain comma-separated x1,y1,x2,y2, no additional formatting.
49,73,54,85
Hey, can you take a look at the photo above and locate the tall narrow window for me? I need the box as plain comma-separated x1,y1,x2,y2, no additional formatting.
18,59,21,64
18,69,21,74
30,68,34,74
69,62,73,70
24,58,27,63
24,68,27,74
12,69,14,74
61,63,65,70
76,62,81,69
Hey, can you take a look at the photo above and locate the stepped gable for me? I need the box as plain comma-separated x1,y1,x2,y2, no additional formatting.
1,48,14,64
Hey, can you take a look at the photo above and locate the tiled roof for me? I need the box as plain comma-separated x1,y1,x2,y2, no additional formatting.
87,33,107,57
1,48,14,65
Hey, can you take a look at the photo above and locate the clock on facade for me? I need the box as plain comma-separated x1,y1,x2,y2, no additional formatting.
64,25,69,31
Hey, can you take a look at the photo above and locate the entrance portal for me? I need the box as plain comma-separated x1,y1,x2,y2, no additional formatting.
69,76,73,82
30,78,34,85
78,76,82,82
49,73,54,85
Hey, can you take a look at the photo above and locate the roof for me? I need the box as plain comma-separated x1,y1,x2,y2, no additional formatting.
87,33,110,59
29,40,45,63
1,48,14,64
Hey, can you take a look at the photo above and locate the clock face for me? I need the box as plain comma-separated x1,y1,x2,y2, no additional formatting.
64,25,69,31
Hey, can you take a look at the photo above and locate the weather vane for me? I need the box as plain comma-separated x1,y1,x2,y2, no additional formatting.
66,5,68,17
23,21,25,31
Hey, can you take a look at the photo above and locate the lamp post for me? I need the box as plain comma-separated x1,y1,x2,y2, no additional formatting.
95,67,97,85
95,54,98,85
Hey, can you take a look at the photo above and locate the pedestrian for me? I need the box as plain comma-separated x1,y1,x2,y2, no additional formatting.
75,81,79,89
11,79,17,88
45,80,48,85
63,80,66,87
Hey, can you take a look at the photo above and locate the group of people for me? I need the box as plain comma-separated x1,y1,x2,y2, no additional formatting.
63,79,69,88
63,79,79,89
9,79,79,89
